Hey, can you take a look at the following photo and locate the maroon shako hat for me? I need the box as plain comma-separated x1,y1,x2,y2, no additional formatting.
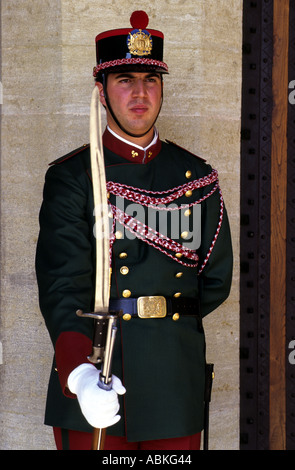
93,11,168,78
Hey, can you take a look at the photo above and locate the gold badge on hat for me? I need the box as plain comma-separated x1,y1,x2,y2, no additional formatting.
127,29,153,56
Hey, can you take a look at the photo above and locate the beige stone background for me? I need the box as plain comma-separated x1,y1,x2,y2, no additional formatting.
0,0,241,450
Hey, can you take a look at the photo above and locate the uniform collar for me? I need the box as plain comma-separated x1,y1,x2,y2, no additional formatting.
103,126,162,164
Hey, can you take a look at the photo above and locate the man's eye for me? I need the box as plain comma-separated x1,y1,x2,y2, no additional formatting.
119,78,131,84
146,76,161,83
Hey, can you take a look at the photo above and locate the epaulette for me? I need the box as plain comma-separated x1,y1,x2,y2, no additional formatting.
165,140,206,162
49,143,90,165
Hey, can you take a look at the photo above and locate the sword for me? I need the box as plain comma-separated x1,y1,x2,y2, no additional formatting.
89,85,110,313
76,86,121,450
203,363,214,450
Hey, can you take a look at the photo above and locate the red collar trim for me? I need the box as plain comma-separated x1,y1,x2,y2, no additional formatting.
103,128,162,164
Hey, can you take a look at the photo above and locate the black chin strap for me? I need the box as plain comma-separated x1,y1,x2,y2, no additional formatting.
102,73,163,139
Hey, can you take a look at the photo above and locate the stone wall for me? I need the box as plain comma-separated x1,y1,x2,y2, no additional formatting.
0,0,242,450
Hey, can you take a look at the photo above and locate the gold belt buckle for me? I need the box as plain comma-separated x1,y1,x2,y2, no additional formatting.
137,296,167,319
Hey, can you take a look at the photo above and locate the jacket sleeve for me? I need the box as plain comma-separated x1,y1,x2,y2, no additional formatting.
35,162,95,395
198,178,233,317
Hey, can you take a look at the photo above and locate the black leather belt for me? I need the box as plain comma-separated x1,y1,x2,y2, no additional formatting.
109,296,200,321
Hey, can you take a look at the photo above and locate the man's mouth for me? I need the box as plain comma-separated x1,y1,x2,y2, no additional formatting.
130,104,149,115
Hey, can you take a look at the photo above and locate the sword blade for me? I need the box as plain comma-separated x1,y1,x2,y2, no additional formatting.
90,85,110,313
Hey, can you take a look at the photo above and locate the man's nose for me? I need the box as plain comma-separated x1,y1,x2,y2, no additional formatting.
132,79,147,97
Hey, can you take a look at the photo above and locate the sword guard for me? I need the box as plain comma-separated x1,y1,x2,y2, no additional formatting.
76,309,122,320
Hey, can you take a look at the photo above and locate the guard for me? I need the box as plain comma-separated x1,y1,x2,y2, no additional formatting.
35,10,233,450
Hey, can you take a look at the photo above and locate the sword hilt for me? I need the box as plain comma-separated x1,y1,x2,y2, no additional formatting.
90,318,107,364
76,309,122,365
76,308,122,451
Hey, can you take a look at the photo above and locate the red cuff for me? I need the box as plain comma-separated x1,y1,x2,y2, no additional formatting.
55,331,93,398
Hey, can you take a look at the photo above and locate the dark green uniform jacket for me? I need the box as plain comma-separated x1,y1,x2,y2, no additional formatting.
35,128,233,442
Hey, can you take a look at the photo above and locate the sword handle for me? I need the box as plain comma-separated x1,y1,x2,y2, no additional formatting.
88,318,108,364
76,309,121,364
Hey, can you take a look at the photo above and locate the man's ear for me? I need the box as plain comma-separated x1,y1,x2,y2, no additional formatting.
95,82,106,106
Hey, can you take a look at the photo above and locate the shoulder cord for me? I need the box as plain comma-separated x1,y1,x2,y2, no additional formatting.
106,170,224,274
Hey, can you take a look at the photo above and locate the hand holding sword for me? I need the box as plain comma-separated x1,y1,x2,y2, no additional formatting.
68,310,126,449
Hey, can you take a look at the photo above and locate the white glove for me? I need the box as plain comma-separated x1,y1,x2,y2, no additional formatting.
67,363,126,429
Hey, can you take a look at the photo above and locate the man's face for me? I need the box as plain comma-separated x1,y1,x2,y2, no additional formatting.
97,72,163,144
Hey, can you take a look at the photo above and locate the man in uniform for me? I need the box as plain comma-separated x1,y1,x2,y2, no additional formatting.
35,11,233,450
